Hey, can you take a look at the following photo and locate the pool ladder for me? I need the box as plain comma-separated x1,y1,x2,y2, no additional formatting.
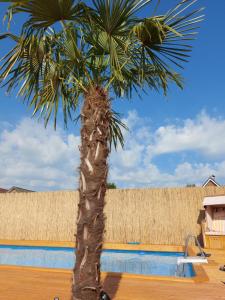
184,234,205,258
176,234,205,277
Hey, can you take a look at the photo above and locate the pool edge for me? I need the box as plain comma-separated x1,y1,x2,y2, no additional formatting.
0,240,209,283
0,264,208,283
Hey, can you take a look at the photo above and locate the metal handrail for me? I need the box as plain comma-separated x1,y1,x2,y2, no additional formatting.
184,234,205,257
176,234,205,277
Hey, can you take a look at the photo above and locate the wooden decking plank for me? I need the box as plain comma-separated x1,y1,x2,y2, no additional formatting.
0,268,224,300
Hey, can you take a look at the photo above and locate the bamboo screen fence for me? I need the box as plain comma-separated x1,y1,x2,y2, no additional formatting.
0,186,225,245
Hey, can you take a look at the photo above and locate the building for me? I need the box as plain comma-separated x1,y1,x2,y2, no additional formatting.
203,195,225,249
0,186,34,193
202,175,220,187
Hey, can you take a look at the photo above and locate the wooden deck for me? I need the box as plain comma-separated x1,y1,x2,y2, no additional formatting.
0,245,224,300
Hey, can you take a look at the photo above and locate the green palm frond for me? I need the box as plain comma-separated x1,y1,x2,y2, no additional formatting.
0,30,82,128
0,0,203,147
92,0,151,35
132,0,204,71
1,0,90,29
109,110,128,150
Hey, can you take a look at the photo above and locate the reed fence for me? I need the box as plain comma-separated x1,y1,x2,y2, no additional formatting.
0,186,225,245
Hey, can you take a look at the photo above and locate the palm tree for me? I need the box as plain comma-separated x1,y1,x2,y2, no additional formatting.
0,1,203,299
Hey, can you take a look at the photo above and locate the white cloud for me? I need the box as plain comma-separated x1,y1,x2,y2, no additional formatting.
110,160,225,188
109,110,225,187
0,110,225,191
0,118,80,191
148,111,225,158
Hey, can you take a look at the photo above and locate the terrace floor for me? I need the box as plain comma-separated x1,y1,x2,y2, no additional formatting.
0,243,224,300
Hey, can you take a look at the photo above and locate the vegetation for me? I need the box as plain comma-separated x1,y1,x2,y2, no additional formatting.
107,182,117,189
0,1,203,299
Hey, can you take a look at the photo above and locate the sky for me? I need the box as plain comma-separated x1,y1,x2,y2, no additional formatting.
0,0,225,191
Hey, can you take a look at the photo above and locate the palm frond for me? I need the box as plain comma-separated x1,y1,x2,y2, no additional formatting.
0,30,82,128
92,0,151,35
0,0,203,143
109,110,128,150
1,0,90,29
132,0,204,74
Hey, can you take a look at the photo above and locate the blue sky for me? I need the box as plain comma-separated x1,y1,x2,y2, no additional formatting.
0,0,225,191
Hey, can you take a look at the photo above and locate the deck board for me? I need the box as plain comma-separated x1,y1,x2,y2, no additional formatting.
0,268,224,300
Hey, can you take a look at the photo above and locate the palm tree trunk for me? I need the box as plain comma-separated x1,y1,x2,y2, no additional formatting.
72,86,110,300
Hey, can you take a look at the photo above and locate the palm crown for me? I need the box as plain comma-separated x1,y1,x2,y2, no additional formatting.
1,0,203,129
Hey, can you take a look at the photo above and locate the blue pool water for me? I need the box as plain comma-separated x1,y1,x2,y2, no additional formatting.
0,245,195,277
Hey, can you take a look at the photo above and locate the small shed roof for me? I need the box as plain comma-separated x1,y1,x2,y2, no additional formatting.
203,195,225,206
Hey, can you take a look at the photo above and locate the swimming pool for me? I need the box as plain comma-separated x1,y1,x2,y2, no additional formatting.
0,245,195,277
